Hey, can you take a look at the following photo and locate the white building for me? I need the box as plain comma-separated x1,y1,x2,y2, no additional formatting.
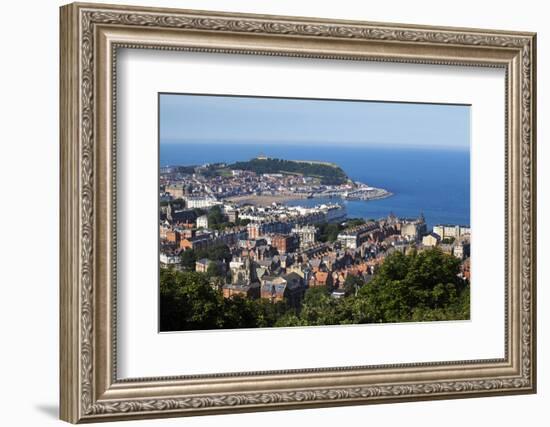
453,240,470,260
337,222,379,250
185,196,221,209
400,215,427,241
292,225,317,248
422,232,441,247
160,252,181,267
337,232,359,249
196,215,209,229
433,224,471,240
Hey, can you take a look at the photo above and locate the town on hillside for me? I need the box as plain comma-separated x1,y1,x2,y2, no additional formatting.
159,158,471,311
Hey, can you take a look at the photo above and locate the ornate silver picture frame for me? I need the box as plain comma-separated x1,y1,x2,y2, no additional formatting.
60,2,536,423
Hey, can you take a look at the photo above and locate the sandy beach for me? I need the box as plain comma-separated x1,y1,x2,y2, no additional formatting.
227,189,393,206
226,194,308,206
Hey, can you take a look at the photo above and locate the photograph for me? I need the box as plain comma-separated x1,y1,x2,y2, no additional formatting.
158,93,472,332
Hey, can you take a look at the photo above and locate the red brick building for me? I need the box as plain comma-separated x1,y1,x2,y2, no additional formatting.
309,271,332,288
222,283,260,299
271,234,297,254
165,230,180,243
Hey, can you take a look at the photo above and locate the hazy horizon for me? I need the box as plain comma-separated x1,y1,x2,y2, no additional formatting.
160,93,470,151
160,139,470,153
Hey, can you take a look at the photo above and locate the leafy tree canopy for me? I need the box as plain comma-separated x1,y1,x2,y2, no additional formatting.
180,249,197,271
160,269,224,331
345,218,366,228
196,243,232,264
207,205,225,228
317,222,342,243
206,261,223,278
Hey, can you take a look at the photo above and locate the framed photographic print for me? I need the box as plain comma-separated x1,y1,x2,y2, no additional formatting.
59,2,537,423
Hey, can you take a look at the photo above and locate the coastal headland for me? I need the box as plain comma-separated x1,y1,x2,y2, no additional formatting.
161,155,393,207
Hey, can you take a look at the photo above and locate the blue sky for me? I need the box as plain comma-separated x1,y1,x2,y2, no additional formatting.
159,93,470,150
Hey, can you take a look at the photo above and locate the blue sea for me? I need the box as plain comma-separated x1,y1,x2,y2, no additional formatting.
160,143,470,229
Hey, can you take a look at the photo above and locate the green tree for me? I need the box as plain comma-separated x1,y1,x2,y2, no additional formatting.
237,218,251,227
317,222,342,242
221,296,258,329
159,269,224,331
206,261,222,278
172,198,185,208
300,287,339,326
207,205,225,228
176,165,197,174
196,243,232,264
333,296,369,324
180,249,196,271
344,274,364,296
326,224,341,242
212,244,231,263
274,313,305,327
254,299,290,328
345,218,366,228
304,286,330,303
357,248,468,323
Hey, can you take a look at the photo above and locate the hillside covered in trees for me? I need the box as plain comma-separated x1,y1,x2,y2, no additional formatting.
228,157,349,185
